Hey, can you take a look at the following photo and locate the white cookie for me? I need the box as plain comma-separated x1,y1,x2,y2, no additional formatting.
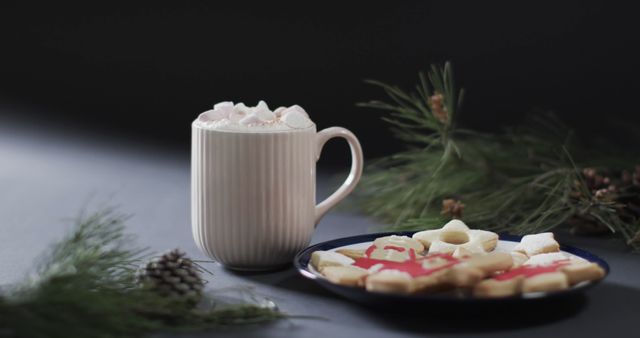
510,251,529,268
365,270,414,294
321,265,368,287
310,251,354,272
524,252,585,266
521,272,569,293
373,235,424,252
513,232,560,257
452,240,486,258
368,248,413,262
412,220,499,255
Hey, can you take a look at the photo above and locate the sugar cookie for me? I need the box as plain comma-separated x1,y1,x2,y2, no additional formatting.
521,272,569,293
335,248,365,260
311,228,604,297
510,251,529,267
560,262,606,284
366,270,415,293
412,220,499,255
513,232,560,257
373,235,425,252
310,251,355,272
523,252,585,266
365,235,424,262
321,266,368,287
444,252,514,287
473,258,604,297
412,254,463,292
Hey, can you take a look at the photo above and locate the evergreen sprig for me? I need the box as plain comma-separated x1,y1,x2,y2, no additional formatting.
0,208,284,338
355,62,640,249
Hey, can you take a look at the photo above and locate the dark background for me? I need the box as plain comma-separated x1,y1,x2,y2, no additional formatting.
1,1,638,164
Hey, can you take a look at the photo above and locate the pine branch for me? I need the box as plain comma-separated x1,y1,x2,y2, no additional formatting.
354,62,640,250
0,208,284,338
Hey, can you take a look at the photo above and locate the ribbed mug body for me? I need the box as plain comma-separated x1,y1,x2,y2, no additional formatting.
191,124,316,269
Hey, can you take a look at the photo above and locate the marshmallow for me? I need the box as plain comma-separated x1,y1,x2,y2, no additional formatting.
195,101,314,131
255,100,270,112
274,106,287,117
200,108,227,121
254,106,276,122
280,104,309,118
229,110,246,122
282,110,313,129
234,102,252,115
214,101,234,110
239,114,262,125
288,104,308,117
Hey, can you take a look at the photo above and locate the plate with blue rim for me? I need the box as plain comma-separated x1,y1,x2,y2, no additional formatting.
293,231,609,307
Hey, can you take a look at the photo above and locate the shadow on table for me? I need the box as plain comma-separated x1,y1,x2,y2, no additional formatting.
359,282,640,334
361,295,588,333
225,266,338,298
229,269,640,334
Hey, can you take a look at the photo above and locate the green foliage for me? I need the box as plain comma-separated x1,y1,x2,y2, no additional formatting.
355,62,640,249
0,208,283,338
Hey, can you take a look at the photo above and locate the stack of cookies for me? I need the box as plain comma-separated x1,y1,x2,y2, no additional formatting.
310,220,605,297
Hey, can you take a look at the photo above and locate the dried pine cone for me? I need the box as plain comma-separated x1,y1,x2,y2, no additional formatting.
572,167,617,201
429,92,448,124
441,199,464,219
137,249,205,301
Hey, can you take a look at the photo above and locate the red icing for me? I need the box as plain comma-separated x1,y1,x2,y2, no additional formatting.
409,248,417,260
354,244,460,277
365,244,377,257
493,260,570,281
354,244,572,281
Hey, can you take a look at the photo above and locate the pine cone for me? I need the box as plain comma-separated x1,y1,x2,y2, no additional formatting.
441,199,464,219
137,249,205,301
429,92,448,124
573,167,617,201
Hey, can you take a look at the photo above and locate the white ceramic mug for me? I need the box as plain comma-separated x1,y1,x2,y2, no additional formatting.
191,124,363,270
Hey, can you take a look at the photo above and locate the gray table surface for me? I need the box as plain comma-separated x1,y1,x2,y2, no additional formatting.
1,118,639,338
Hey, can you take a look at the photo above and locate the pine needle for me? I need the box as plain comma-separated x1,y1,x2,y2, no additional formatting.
354,62,640,250
0,208,284,338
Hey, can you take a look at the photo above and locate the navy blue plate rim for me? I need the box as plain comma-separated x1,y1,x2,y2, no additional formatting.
293,231,610,304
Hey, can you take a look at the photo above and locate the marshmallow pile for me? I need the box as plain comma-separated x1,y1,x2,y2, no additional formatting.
195,101,314,131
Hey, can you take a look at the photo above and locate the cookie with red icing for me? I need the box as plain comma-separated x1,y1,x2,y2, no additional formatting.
316,229,511,293
367,235,425,262
373,235,425,253
334,235,424,262
473,258,605,297
444,252,514,288
313,229,603,296
358,250,513,294
347,238,441,293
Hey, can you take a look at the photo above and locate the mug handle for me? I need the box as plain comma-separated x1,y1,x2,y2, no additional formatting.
315,127,364,225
